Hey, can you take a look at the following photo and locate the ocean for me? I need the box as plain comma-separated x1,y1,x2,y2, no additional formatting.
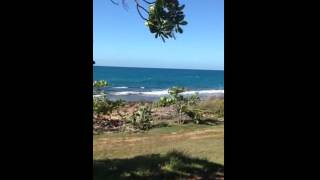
93,66,224,101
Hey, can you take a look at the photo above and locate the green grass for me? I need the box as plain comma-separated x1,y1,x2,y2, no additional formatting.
94,150,224,180
198,98,224,118
93,123,224,179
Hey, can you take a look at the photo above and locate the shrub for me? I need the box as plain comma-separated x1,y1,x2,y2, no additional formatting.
183,108,203,124
93,80,109,95
155,96,175,107
93,97,125,119
129,105,153,131
199,99,224,118
93,80,125,120
155,87,202,124
168,87,187,124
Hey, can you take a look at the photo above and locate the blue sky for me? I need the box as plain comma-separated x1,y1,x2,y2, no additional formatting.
94,0,224,70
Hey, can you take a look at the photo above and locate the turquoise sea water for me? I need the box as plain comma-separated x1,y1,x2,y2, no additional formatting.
94,66,224,101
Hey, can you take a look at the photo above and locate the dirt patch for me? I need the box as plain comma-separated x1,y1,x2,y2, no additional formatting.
95,128,223,147
156,129,223,141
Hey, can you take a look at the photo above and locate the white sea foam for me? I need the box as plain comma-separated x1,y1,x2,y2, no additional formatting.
113,86,128,89
111,91,141,95
140,90,169,96
181,90,224,95
93,94,104,98
111,90,168,96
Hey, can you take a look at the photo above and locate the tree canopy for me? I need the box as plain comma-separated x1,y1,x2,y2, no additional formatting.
111,0,187,42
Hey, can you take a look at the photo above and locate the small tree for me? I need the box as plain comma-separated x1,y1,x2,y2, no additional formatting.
156,87,201,124
183,93,202,124
168,87,186,124
93,80,108,95
93,80,125,120
93,80,109,119
129,105,153,130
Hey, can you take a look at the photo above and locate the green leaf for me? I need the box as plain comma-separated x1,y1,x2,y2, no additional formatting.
177,27,183,33
160,35,165,42
180,21,188,25
177,15,185,21
179,5,185,10
177,11,184,16
150,27,156,33
172,33,176,39
157,0,164,7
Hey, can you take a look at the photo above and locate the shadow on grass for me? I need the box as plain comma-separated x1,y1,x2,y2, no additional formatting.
152,122,170,128
182,118,224,126
94,150,224,180
198,118,224,125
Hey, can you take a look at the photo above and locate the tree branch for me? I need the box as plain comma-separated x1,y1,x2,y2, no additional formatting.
137,4,149,14
121,0,129,10
110,0,119,5
142,0,156,4
135,0,149,21
136,4,148,21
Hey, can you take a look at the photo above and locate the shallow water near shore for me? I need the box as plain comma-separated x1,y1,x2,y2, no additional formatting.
94,66,224,101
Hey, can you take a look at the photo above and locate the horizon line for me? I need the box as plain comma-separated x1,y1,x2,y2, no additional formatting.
93,65,224,71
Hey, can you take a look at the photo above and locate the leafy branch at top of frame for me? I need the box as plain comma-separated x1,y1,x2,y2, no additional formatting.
110,0,187,42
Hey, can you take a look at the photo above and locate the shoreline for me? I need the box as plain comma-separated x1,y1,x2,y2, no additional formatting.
107,93,224,102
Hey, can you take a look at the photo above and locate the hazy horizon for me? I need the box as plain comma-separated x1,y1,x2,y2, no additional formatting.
94,65,224,71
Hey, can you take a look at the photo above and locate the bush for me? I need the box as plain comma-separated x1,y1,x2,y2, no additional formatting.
93,97,125,119
155,87,202,124
93,97,113,118
129,105,153,131
93,79,126,119
183,108,203,124
199,99,224,118
93,80,109,95
155,96,175,107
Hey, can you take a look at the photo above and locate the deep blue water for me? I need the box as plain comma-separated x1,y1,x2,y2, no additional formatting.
93,66,224,101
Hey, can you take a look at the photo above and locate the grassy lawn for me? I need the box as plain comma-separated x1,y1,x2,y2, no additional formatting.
93,123,224,179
